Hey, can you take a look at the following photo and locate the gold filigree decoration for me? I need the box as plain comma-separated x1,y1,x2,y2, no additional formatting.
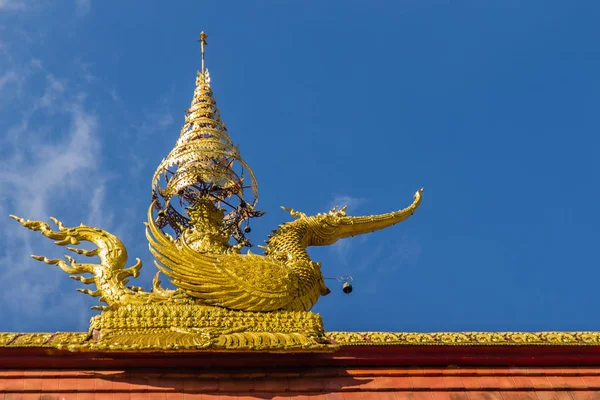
78,330,332,352
2,331,600,350
0,305,332,352
326,332,600,346
0,333,17,346
10,333,54,347
8,32,424,352
80,303,331,351
50,332,90,349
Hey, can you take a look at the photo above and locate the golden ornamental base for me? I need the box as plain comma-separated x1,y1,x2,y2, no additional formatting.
68,304,336,352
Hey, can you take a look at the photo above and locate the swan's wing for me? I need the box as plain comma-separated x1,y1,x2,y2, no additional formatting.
146,212,298,312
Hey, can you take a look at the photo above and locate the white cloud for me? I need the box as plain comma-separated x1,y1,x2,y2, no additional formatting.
139,102,175,132
330,195,366,212
109,88,120,103
0,0,26,10
73,57,95,82
0,100,98,219
0,0,90,16
384,235,422,271
0,70,20,91
38,73,66,109
75,0,91,16
0,71,24,112
124,99,175,177
88,184,113,229
0,62,110,331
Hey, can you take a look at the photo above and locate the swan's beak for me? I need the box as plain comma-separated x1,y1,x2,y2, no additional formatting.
335,188,423,240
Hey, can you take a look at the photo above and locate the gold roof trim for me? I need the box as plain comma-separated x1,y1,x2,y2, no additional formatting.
1,331,599,351
327,331,600,346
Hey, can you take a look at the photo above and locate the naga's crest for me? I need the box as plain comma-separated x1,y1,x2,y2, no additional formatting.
10,33,423,352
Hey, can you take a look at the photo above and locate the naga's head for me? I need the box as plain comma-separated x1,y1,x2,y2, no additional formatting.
282,189,424,247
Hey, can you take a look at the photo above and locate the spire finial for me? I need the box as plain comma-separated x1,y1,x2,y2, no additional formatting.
198,31,208,73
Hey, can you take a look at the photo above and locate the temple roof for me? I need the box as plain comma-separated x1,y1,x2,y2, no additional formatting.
2,331,600,370
8,33,596,365
2,332,600,399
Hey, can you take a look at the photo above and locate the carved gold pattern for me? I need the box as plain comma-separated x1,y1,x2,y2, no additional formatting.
9,333,54,347
326,331,600,346
7,32,424,352
1,331,600,350
0,306,332,352
79,304,331,351
0,333,17,346
50,332,90,349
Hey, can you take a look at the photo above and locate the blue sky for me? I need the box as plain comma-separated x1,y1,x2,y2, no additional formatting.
0,1,599,333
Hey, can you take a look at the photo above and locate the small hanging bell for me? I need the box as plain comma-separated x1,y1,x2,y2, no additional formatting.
342,282,353,294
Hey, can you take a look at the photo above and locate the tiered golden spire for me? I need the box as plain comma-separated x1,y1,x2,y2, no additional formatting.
151,32,262,244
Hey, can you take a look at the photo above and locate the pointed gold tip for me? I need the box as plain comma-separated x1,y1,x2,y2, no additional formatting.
197,31,208,73
199,31,208,45
9,214,25,223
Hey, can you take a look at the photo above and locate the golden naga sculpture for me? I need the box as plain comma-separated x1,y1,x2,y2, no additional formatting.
10,32,423,351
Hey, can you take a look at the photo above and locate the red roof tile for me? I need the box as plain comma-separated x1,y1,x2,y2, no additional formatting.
3,366,600,399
